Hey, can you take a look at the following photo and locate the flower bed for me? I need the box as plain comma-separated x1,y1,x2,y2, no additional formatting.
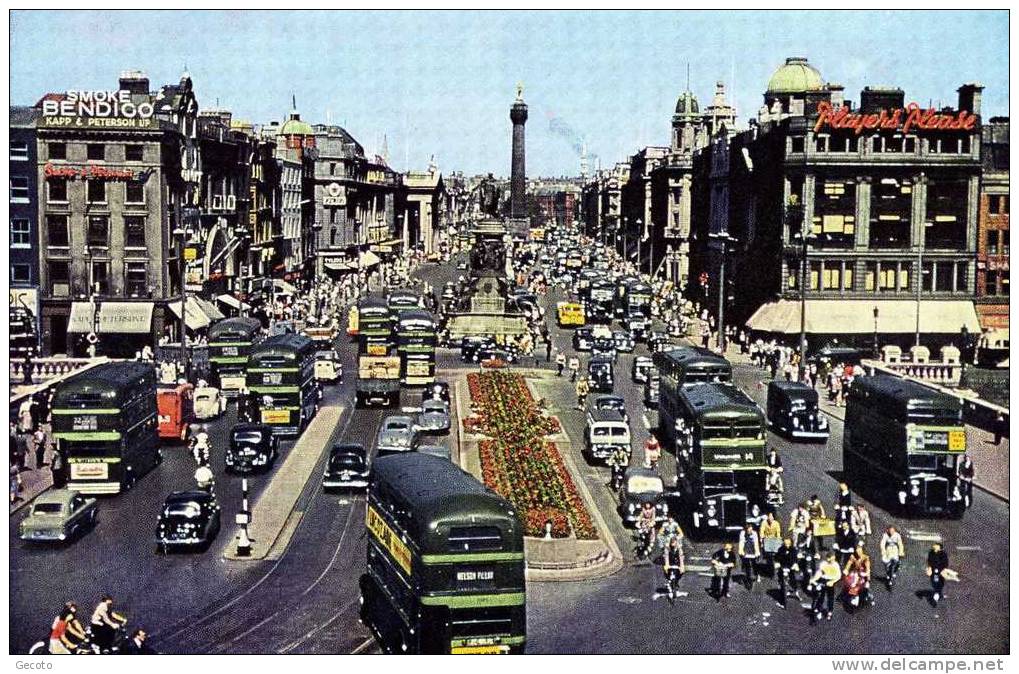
468,371,597,539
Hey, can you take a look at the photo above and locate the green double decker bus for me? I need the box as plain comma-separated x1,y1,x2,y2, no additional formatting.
208,317,263,397
246,333,319,436
51,362,161,494
396,309,437,386
360,453,526,654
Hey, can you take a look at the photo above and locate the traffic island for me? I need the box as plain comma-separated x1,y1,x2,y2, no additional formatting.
223,405,343,561
456,369,622,581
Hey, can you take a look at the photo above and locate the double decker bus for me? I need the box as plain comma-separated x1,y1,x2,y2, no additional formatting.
356,297,400,407
208,317,264,397
616,279,653,318
844,375,968,517
246,333,319,436
360,453,526,654
396,309,437,386
51,362,160,494
664,382,768,534
357,297,396,353
388,289,423,316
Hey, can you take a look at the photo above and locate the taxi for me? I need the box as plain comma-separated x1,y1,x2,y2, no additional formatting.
556,301,585,328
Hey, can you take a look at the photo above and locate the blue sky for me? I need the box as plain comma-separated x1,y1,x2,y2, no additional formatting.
10,10,1008,177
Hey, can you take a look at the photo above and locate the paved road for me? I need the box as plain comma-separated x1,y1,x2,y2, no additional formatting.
10,252,1009,654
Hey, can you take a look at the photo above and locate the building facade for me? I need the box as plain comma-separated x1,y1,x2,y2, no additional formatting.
10,106,41,355
976,117,1009,331
691,57,985,350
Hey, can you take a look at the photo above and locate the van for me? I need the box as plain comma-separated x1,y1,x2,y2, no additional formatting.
556,301,585,327
314,350,343,383
584,409,631,463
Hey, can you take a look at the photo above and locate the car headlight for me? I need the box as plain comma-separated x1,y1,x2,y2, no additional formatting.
628,503,636,513
706,504,717,517
661,503,668,514
910,484,921,497
792,417,800,428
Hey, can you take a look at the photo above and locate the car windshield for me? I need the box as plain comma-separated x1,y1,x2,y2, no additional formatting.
233,431,264,444
196,393,214,402
628,476,664,494
33,503,64,515
386,421,409,431
423,402,447,412
331,454,364,468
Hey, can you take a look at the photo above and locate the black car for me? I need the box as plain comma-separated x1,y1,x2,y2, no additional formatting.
323,443,370,490
156,491,222,553
477,345,519,364
643,372,660,409
766,381,830,442
588,356,615,393
225,423,278,473
572,328,594,352
625,312,649,340
612,330,635,353
591,335,617,362
619,468,669,526
589,394,629,423
424,381,451,405
461,335,496,362
632,355,654,384
809,344,864,368
647,331,669,353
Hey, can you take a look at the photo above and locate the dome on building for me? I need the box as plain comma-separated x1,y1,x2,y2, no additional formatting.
280,112,314,136
675,90,699,115
766,57,824,94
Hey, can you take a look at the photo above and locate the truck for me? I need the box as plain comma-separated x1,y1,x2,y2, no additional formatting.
356,355,401,408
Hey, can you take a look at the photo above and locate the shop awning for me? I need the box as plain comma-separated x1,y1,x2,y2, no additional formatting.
168,296,212,331
68,301,154,334
359,250,381,269
746,299,981,335
324,260,356,273
274,279,298,296
195,297,225,322
217,294,251,311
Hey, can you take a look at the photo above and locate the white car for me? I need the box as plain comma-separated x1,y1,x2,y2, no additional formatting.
193,387,227,420
314,351,343,383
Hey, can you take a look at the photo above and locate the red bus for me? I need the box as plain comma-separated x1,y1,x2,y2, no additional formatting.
157,383,194,442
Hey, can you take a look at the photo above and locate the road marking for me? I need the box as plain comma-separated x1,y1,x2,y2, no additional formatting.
907,530,944,542
350,638,375,655
617,596,642,604
337,499,350,505
956,545,982,551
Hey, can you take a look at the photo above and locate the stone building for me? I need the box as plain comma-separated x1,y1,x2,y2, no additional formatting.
10,106,41,355
975,117,1009,331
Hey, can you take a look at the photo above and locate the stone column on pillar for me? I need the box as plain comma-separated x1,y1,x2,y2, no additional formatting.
855,177,871,250
510,88,529,219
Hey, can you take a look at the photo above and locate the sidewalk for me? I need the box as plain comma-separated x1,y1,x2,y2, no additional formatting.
10,463,53,516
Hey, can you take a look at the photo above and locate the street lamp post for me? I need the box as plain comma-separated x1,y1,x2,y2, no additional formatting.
915,237,925,349
173,226,191,384
786,195,812,382
708,231,738,354
873,307,880,359
635,219,643,274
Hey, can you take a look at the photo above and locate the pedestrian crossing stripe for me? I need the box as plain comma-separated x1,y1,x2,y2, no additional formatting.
907,530,943,542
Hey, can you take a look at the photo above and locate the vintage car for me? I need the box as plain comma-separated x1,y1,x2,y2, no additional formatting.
477,344,519,365
461,336,496,363
626,312,650,340
322,443,370,490
587,394,629,424
424,381,451,405
192,386,227,421
416,444,452,461
556,301,585,328
632,356,655,384
18,490,98,543
619,468,669,526
416,399,451,435
612,330,635,353
808,344,864,368
376,415,420,456
587,356,615,393
591,330,617,362
584,409,631,463
766,380,830,442
647,331,671,354
225,423,278,473
156,490,222,553
572,328,595,352
314,350,344,383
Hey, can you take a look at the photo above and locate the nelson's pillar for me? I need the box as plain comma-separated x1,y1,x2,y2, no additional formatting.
509,84,528,218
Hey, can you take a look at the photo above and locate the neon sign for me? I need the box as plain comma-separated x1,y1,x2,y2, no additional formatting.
814,102,977,136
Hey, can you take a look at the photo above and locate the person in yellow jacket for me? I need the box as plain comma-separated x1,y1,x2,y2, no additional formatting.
810,552,842,621
759,511,783,567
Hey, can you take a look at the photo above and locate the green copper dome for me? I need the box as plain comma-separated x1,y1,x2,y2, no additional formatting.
766,57,824,94
280,114,314,136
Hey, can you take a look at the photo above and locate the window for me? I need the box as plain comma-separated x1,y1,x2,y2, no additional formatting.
790,137,805,153
986,231,999,255
125,261,147,297
10,218,31,248
11,264,31,284
87,179,106,203
814,135,829,153
925,179,968,249
330,162,337,176
985,270,997,295
329,208,338,225
10,176,30,202
87,144,105,161
1001,271,1010,296
822,263,840,290
125,181,145,204
955,262,968,293
808,261,821,290
92,261,109,294
922,262,934,292
935,262,954,292
48,177,67,202
124,216,146,247
125,145,144,162
812,180,856,248
870,178,912,248
49,260,70,296
10,142,29,161
87,215,109,247
47,215,69,247
904,137,917,153
48,143,66,160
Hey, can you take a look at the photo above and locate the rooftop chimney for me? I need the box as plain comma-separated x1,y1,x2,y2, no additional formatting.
957,83,984,116
119,70,150,95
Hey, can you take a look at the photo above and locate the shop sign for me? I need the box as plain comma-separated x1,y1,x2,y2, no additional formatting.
41,90,156,129
323,182,346,206
10,288,38,315
814,102,977,136
44,163,153,182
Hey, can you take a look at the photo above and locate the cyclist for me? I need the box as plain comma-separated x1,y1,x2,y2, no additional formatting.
658,516,684,550
635,503,657,558
663,535,685,601
89,595,127,653
607,445,629,491
49,602,86,654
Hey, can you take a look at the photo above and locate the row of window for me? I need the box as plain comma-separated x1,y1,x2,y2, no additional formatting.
43,259,150,297
986,195,1010,215
16,214,150,249
11,176,147,205
984,270,1010,296
789,259,972,294
984,229,1010,256
796,134,973,155
29,142,146,162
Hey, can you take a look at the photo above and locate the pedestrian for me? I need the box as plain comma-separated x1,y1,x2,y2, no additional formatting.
710,542,737,600
33,427,47,469
575,377,589,411
663,535,685,601
850,504,872,543
773,537,800,608
760,512,783,570
834,482,853,523
51,448,66,489
810,552,842,621
555,352,566,377
738,523,761,588
926,542,950,605
22,353,33,385
992,413,1006,445
568,356,580,382
879,525,905,589
958,454,975,508
18,398,33,434
11,429,28,472
10,461,21,504
843,544,874,610
834,520,858,569
545,339,553,363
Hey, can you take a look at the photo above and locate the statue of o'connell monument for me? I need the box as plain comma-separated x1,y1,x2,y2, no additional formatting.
477,172,501,218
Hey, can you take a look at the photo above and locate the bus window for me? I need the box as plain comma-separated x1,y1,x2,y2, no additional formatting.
448,526,502,552
735,424,764,440
702,425,731,440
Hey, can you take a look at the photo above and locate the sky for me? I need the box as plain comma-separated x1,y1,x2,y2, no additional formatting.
9,10,1009,177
